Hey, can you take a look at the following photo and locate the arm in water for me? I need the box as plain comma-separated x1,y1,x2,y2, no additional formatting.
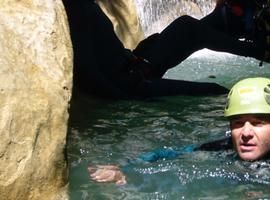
88,136,232,185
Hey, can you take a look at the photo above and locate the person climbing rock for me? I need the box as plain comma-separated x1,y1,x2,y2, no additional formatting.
63,0,269,99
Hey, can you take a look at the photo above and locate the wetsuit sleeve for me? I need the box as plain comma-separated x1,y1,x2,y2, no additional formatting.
126,145,197,164
120,145,197,173
132,137,232,164
136,145,197,162
120,137,232,173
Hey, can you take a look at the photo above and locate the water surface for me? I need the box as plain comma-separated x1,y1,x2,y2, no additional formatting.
68,53,270,199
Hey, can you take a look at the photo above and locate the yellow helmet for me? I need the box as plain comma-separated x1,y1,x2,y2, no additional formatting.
224,77,270,117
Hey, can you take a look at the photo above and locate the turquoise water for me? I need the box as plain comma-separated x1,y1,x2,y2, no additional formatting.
68,52,270,200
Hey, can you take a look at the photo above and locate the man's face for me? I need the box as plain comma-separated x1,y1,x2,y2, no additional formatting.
230,114,270,161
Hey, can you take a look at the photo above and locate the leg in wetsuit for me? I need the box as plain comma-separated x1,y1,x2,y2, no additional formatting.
133,14,263,72
63,0,264,99
131,14,264,97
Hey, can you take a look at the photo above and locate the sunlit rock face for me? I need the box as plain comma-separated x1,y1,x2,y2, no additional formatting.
97,0,144,50
0,0,72,199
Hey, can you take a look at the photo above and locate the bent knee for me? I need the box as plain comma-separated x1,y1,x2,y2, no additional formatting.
177,15,198,24
172,15,201,34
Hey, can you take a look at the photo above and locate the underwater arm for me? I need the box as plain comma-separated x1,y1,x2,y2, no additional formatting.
88,145,197,185
129,144,198,164
88,137,231,185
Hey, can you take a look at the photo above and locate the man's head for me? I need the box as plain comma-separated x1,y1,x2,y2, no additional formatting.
224,77,270,161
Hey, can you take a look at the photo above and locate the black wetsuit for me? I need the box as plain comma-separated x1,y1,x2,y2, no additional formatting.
63,0,265,99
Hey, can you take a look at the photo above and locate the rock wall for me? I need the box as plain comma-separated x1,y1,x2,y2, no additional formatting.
0,0,72,200
97,0,144,50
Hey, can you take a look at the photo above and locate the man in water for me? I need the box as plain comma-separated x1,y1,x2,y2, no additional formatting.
88,77,270,185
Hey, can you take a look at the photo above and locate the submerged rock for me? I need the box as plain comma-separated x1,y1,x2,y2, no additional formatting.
0,0,72,200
